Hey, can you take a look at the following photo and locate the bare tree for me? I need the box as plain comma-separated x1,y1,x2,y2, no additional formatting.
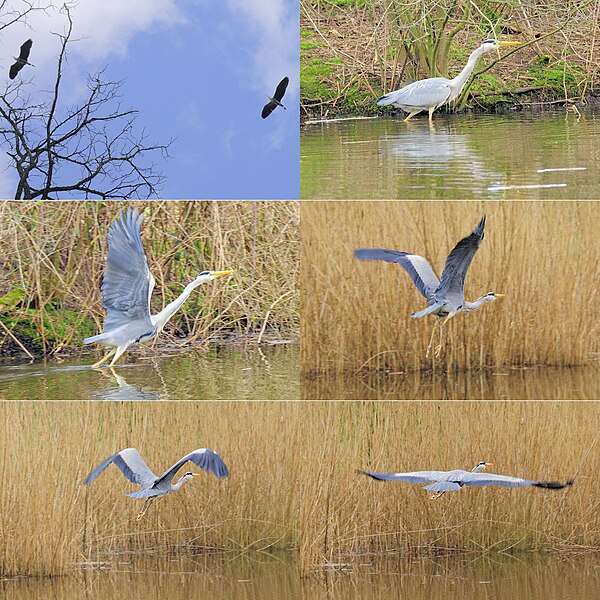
0,6,171,199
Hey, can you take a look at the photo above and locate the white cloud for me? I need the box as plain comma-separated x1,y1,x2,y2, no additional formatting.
224,0,298,99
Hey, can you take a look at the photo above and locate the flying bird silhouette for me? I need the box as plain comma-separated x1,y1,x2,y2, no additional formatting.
9,39,33,79
262,76,289,118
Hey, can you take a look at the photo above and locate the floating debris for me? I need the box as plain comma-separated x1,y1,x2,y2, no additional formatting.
536,167,587,173
488,183,567,191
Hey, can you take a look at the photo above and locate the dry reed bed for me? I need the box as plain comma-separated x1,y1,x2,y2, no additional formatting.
0,201,299,355
301,201,600,375
0,402,598,577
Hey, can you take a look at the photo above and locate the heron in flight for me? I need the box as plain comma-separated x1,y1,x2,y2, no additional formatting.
363,461,573,499
83,208,233,368
377,39,520,121
355,215,504,357
9,39,33,79
84,447,229,520
262,76,289,118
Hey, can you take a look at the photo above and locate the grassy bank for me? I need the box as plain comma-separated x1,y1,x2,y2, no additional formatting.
301,0,600,118
0,201,299,358
301,201,600,375
0,402,597,577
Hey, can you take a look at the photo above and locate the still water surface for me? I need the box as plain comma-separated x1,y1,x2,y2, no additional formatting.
3,553,600,599
301,111,600,199
0,344,299,401
303,366,600,400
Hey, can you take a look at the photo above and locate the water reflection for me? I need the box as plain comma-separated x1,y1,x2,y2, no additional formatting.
0,344,299,401
301,111,600,199
3,553,600,600
303,366,600,400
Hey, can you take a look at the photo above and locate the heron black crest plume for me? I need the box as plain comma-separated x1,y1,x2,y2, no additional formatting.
9,39,33,79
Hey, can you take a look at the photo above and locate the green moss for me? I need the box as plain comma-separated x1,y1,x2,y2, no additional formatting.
527,56,586,95
301,28,314,38
301,58,340,102
301,40,325,51
0,287,25,314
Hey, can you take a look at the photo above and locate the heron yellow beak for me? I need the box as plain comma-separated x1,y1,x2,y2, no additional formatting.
495,294,505,299
498,41,520,47
485,462,494,466
211,270,234,278
192,473,202,477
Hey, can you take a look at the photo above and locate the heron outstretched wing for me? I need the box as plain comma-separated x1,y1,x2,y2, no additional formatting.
362,470,449,484
460,472,572,489
153,448,230,487
377,78,452,109
101,208,155,333
84,448,157,488
18,39,32,61
434,215,486,301
261,101,277,119
354,249,440,298
273,77,289,102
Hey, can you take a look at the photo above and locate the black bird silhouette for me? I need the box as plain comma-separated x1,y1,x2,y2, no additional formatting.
9,39,33,79
261,76,289,119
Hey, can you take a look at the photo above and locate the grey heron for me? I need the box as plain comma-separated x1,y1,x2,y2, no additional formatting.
377,39,520,121
262,76,289,118
355,215,504,357
363,462,573,499
84,447,229,519
83,208,233,368
9,39,33,79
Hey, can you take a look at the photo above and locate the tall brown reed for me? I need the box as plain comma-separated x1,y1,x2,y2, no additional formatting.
0,201,299,355
0,402,598,577
301,201,600,375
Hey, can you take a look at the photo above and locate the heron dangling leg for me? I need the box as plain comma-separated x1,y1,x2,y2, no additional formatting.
403,111,420,122
434,314,453,358
136,497,156,520
428,107,435,121
109,346,128,368
425,321,439,358
430,492,445,500
92,349,116,369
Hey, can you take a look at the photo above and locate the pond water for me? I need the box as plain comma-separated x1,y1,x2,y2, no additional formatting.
0,344,299,401
3,553,600,600
303,365,600,400
301,111,600,199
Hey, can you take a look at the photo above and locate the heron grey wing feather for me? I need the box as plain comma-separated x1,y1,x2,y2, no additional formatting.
460,472,538,487
435,215,486,301
19,39,32,60
354,249,439,298
154,448,230,487
423,481,462,492
380,78,452,109
101,208,154,333
273,77,289,102
84,448,157,487
363,470,450,483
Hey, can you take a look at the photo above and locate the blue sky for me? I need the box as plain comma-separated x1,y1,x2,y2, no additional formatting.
0,0,299,199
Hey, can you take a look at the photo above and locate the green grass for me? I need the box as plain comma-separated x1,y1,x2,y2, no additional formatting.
527,55,586,96
301,58,342,102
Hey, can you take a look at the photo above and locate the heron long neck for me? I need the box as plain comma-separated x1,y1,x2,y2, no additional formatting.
171,475,191,493
152,280,202,332
448,46,485,98
464,296,490,312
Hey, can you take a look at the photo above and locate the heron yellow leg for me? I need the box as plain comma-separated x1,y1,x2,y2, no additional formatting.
136,497,156,520
425,321,438,358
434,314,453,358
430,492,445,500
92,349,115,369
428,107,435,121
403,111,419,122
109,346,128,367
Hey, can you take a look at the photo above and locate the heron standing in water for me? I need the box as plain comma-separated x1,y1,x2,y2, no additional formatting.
377,39,520,121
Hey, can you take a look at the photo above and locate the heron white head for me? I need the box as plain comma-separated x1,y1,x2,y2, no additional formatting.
195,269,234,284
472,461,494,472
477,291,505,304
